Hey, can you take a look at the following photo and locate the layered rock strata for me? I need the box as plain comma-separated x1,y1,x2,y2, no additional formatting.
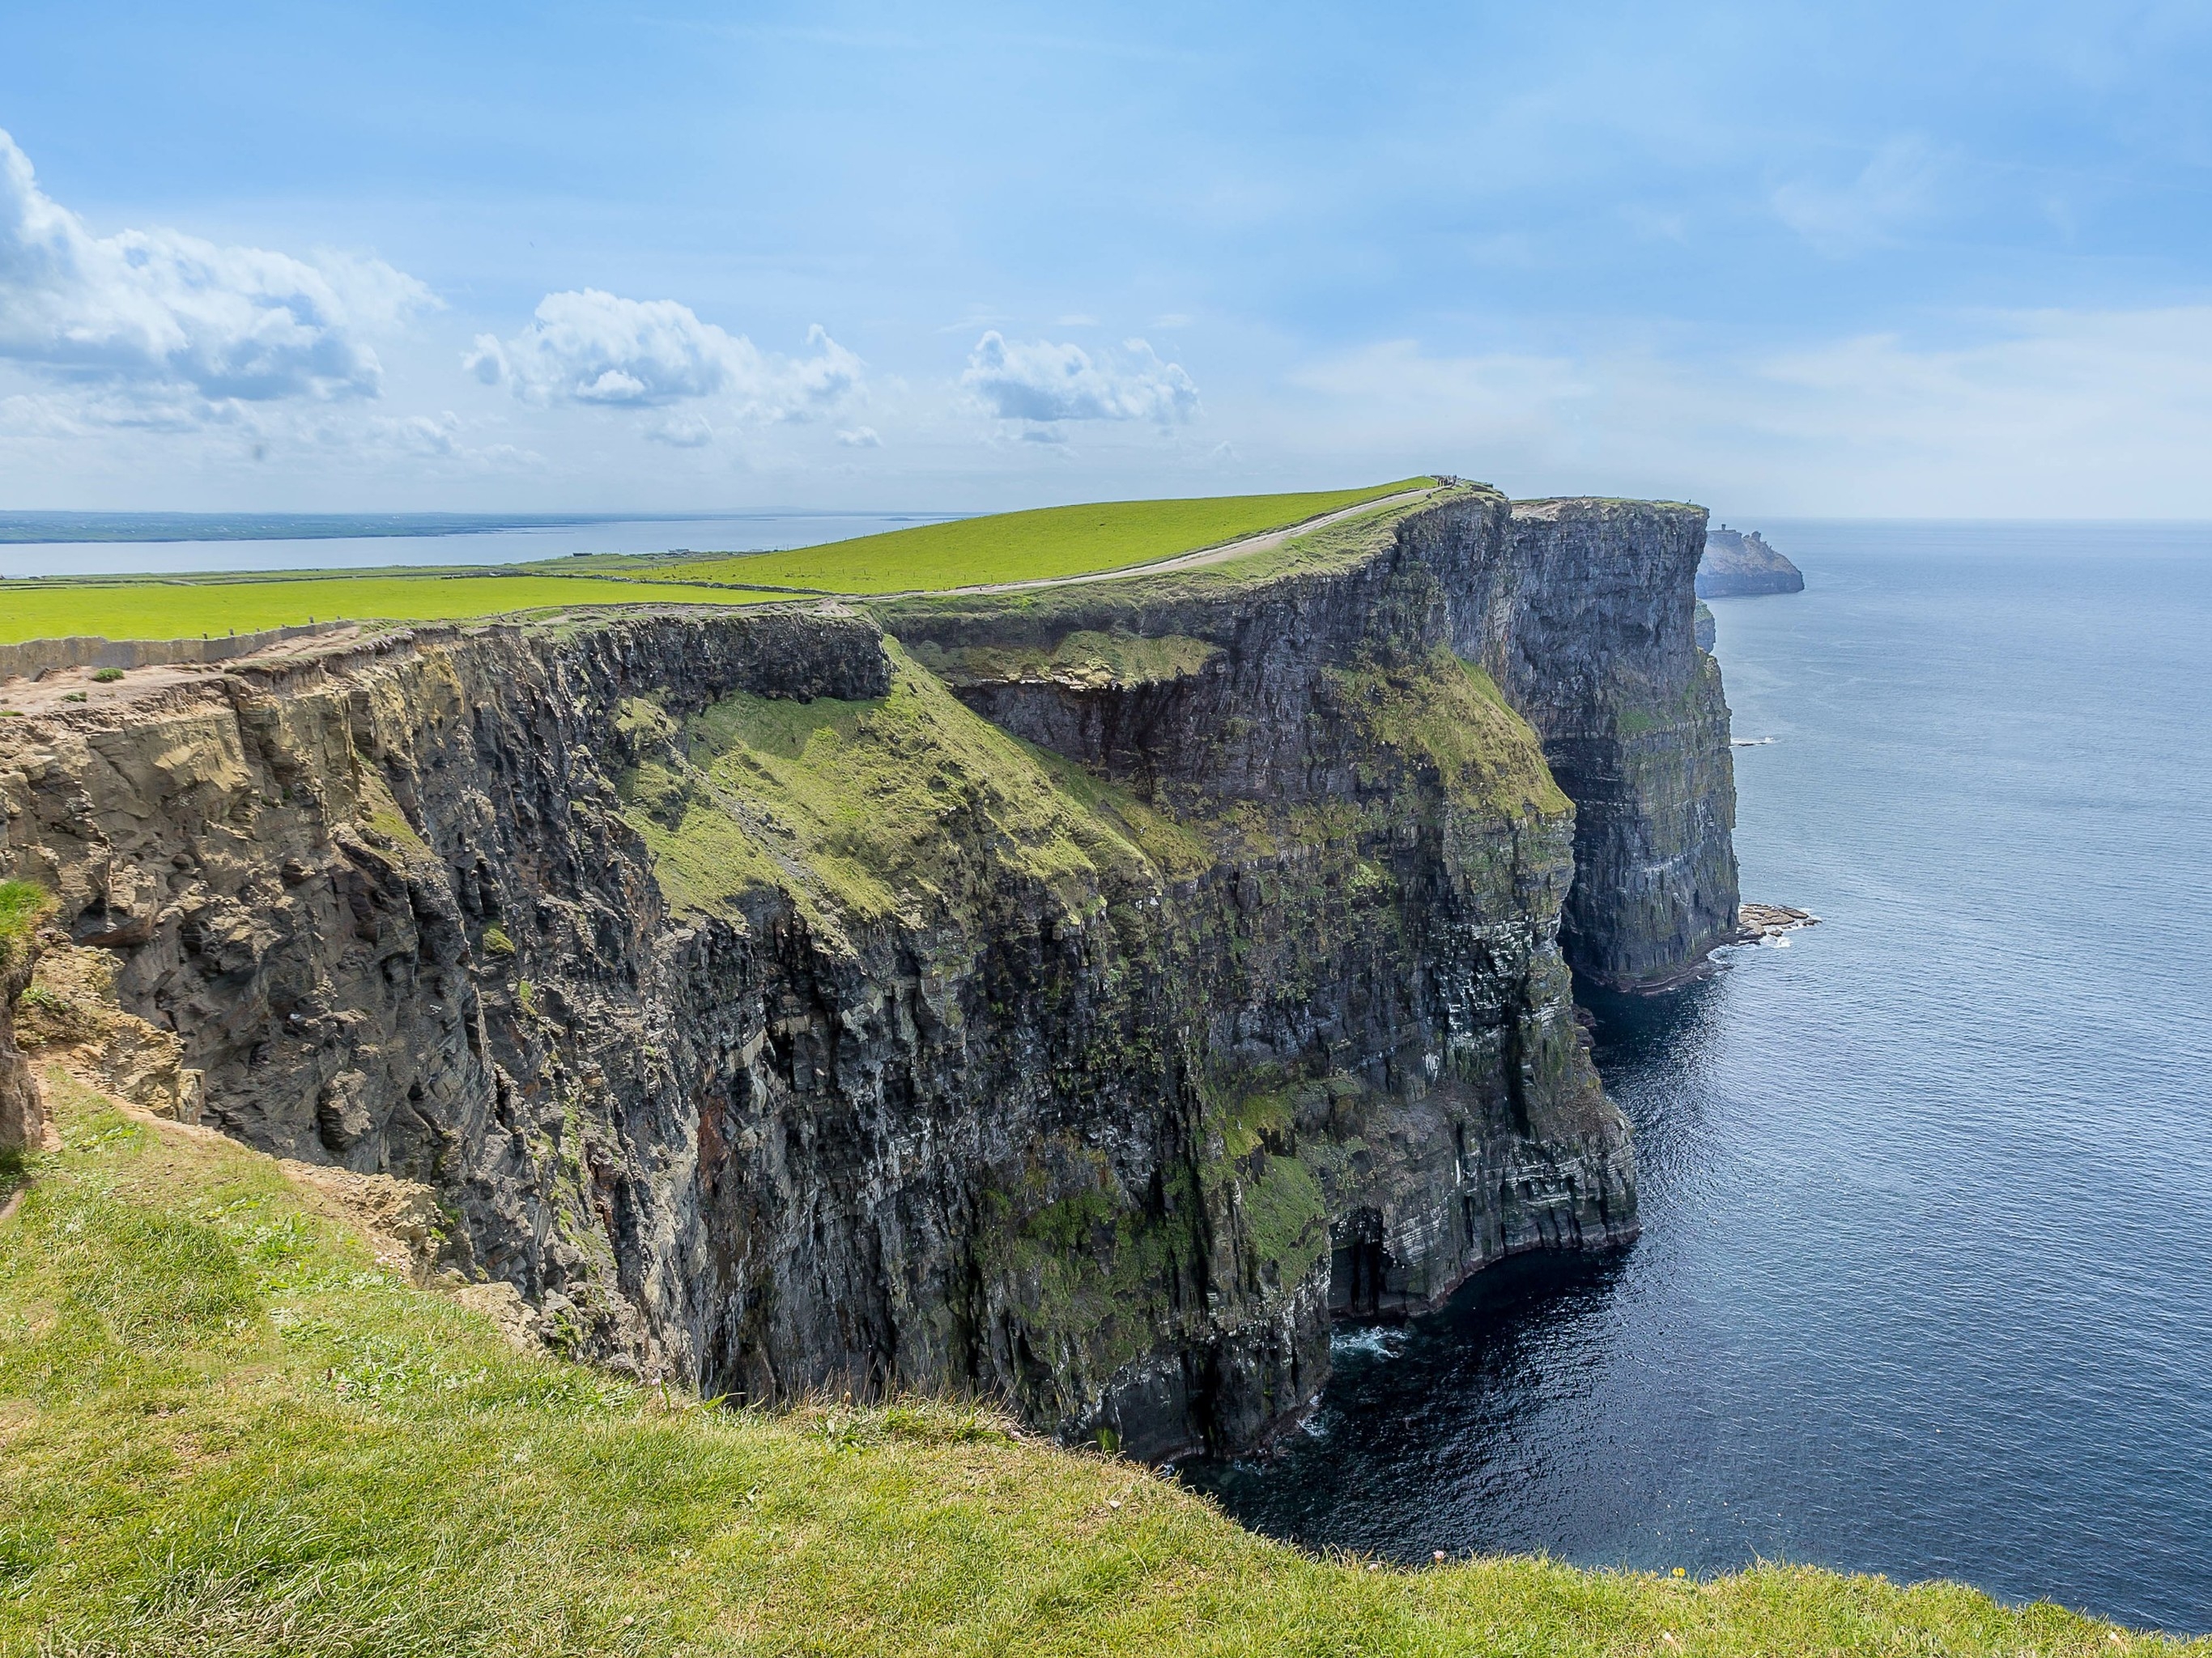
0,482,1734,1455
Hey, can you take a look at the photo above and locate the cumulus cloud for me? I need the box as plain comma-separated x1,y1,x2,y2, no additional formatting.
961,331,1198,427
0,125,429,406
467,291,862,427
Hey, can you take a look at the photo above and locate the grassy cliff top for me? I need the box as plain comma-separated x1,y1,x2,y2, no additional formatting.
0,481,1431,648
0,572,770,646
872,482,1489,646
0,1072,2190,1656
628,478,1432,594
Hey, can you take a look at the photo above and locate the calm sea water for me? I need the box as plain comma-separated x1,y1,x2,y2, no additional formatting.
0,512,957,578
1186,521,2212,1634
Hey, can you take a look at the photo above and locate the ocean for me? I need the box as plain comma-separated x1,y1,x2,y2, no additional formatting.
1183,521,2212,1635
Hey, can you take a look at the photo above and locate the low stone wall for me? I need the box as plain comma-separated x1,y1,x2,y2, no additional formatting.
0,623,340,684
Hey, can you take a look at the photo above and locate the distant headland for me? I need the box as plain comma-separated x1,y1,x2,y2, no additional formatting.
1698,525,1806,597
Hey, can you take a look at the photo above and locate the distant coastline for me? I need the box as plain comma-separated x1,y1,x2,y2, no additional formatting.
0,510,967,546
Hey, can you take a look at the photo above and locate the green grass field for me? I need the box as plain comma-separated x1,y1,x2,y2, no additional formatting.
0,481,1432,647
638,478,1433,594
0,573,765,646
0,1070,2193,1656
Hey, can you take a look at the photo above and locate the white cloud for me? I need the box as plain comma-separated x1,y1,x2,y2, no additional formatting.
836,424,882,447
0,126,429,406
468,291,861,427
1772,137,1949,257
299,410,539,470
961,331,1199,427
1282,307,2212,516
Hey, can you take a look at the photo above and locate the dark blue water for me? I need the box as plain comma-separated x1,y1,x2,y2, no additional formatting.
1188,522,2212,1634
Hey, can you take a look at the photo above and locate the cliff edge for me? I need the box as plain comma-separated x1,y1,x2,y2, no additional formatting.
0,482,1738,1456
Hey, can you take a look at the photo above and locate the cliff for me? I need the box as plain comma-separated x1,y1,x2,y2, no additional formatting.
1498,501,1741,989
1697,526,1806,597
0,483,1736,1456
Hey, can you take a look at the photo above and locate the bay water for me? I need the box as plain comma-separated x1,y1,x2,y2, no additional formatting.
1185,521,2212,1634
0,512,955,579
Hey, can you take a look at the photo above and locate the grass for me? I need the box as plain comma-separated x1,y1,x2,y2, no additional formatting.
0,483,1435,648
612,644,1163,940
628,479,1435,594
0,574,768,646
872,484,1487,648
0,1073,2197,1656
0,881,54,976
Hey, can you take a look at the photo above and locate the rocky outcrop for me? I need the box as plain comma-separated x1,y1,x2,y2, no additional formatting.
12,939,205,1123
1698,527,1805,597
0,482,1734,1456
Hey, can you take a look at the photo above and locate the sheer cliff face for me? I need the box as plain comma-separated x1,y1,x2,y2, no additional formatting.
1488,500,1742,989
0,484,1730,1456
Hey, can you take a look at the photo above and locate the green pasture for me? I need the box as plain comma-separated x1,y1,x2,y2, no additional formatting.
0,481,1432,646
0,573,764,645
632,477,1435,594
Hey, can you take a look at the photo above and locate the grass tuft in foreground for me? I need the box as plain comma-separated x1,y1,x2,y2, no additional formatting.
0,881,54,975
0,1073,2196,1655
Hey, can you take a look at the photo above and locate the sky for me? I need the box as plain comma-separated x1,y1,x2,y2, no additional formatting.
2,0,2210,517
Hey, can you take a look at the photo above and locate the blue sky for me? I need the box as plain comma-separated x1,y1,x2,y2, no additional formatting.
2,0,2210,515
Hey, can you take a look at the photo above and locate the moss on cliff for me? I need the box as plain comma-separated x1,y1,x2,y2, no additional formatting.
0,1076,2185,1656
1238,1153,1329,1289
978,1163,1195,1384
1329,648,1572,820
615,646,1164,938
